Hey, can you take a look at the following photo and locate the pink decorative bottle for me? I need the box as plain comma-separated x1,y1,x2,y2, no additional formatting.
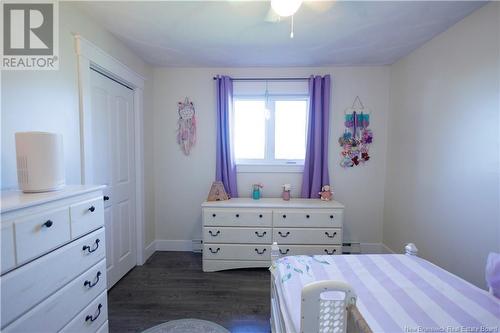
282,184,291,201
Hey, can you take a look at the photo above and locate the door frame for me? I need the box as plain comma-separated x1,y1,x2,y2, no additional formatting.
74,34,147,265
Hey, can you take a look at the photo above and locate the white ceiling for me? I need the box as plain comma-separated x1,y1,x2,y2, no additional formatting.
76,1,485,67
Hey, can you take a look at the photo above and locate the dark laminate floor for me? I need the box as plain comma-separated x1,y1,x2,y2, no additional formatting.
108,252,271,333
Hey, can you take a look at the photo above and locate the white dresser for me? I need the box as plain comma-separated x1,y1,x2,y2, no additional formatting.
0,185,108,333
202,198,344,272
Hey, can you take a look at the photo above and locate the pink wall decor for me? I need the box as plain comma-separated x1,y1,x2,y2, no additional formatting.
177,97,197,155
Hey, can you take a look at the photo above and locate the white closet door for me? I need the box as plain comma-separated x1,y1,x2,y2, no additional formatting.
89,69,136,288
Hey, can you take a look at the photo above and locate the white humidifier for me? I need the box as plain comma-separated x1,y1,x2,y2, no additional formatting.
15,132,65,193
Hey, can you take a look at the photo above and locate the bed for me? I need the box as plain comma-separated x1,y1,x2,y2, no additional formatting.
270,244,500,333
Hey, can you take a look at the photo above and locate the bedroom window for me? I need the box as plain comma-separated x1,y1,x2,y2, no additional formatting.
233,96,308,171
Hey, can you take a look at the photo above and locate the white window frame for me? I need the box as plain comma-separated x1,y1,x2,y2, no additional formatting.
233,94,309,173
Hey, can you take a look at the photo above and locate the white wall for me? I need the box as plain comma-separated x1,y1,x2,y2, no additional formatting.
153,67,390,247
0,3,156,246
384,2,500,288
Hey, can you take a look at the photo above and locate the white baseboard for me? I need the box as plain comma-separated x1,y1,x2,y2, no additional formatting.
143,241,156,263
145,240,395,255
381,243,396,254
155,240,193,252
137,240,190,265
359,242,394,254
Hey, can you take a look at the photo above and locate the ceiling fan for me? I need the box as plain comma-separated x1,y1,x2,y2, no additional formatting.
265,0,334,38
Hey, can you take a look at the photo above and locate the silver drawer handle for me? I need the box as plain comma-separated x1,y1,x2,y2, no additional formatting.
255,231,266,237
278,231,290,238
324,249,337,255
209,230,220,237
209,247,220,254
325,231,337,238
279,249,290,255
254,248,266,255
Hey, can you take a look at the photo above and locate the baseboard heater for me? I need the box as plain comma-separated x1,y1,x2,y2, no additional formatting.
342,242,361,254
192,239,203,253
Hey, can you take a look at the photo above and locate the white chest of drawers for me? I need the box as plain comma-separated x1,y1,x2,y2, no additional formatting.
202,198,344,272
1,185,108,333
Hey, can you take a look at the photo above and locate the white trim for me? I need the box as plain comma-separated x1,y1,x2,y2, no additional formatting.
75,36,144,89
382,243,396,254
143,241,156,263
155,240,193,252
151,240,391,254
236,164,304,173
359,242,390,254
233,96,309,166
74,34,146,266
145,241,394,255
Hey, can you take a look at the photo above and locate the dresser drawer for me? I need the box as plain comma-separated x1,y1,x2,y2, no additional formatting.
277,245,342,256
203,244,270,261
273,209,342,228
1,228,105,328
14,207,71,264
203,208,272,227
203,227,272,244
97,321,109,333
3,259,107,332
273,227,342,245
60,290,108,333
1,222,15,274
70,197,104,239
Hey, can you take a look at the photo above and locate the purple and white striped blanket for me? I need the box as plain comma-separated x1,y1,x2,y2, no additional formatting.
271,254,500,333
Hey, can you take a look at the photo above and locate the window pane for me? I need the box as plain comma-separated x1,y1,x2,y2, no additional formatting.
275,100,308,160
234,100,266,160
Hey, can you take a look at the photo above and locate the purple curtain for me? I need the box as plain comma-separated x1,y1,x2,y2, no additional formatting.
215,75,238,198
301,75,331,198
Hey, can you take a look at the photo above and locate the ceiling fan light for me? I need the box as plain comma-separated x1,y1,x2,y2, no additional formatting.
271,0,303,17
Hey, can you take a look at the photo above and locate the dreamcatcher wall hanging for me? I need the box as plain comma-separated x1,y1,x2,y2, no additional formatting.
338,96,374,168
177,97,197,155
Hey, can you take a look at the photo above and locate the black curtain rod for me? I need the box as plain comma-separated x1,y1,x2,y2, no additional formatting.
212,77,309,81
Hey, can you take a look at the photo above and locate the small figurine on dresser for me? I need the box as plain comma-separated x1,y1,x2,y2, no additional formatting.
207,181,230,201
319,185,333,201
